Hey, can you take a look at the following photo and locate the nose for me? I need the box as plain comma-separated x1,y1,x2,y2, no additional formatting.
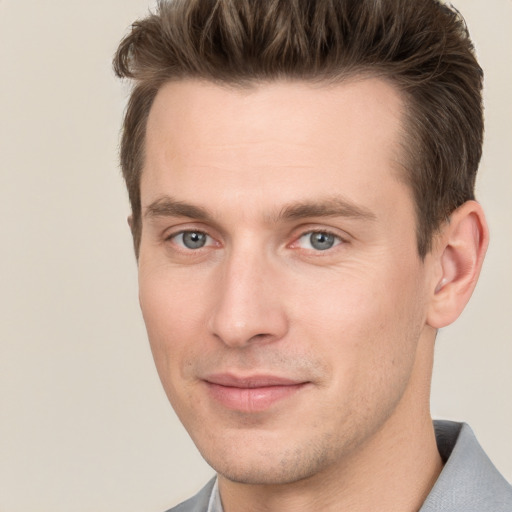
207,247,289,348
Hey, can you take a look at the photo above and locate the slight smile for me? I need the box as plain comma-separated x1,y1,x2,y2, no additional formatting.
204,374,310,412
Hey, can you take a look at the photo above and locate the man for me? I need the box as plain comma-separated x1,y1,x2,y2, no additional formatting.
113,0,512,510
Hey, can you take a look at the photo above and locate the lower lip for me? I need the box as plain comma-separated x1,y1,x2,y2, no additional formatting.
205,382,306,412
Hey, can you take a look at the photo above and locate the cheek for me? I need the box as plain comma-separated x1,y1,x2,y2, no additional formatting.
139,258,213,331
292,262,425,380
138,275,207,422
138,269,205,379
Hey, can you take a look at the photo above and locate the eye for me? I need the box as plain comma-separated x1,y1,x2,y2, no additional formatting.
170,230,213,250
296,231,342,251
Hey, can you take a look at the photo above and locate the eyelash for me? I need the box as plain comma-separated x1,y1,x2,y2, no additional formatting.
164,228,346,253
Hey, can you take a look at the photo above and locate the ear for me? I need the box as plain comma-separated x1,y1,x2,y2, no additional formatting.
127,214,134,232
426,200,489,329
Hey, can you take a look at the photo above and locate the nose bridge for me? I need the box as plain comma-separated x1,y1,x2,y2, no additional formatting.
208,240,287,347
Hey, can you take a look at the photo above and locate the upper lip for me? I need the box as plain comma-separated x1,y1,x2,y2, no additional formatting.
204,373,306,388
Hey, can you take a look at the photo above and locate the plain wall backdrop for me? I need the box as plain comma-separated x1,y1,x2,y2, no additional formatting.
0,1,510,510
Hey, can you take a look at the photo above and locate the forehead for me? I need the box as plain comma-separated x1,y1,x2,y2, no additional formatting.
142,78,409,220
145,77,405,157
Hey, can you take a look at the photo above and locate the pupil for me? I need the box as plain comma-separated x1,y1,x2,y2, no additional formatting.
311,232,334,250
183,232,206,249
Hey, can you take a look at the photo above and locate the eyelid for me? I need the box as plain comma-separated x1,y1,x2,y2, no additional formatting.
165,228,208,241
162,221,216,240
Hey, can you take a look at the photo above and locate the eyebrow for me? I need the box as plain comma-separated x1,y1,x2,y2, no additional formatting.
144,197,211,220
144,195,376,223
277,197,376,222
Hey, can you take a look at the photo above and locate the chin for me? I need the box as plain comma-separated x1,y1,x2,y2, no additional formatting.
210,459,315,486
196,430,339,486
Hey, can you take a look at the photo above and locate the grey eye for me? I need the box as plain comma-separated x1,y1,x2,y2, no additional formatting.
181,231,208,249
297,231,340,251
309,232,336,250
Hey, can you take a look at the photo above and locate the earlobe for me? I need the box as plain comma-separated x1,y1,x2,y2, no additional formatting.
427,201,489,329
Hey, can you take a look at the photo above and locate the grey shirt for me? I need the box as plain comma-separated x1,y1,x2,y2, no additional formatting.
167,421,512,512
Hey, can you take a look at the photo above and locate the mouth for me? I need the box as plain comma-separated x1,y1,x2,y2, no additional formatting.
203,373,309,412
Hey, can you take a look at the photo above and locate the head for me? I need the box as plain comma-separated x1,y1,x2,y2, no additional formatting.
113,0,488,490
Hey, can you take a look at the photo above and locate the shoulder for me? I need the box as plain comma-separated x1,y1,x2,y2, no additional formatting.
421,421,512,512
164,478,216,512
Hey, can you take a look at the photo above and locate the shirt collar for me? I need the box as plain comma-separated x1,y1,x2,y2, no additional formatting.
206,477,223,512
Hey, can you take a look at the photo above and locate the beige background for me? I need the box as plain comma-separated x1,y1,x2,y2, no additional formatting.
0,0,510,510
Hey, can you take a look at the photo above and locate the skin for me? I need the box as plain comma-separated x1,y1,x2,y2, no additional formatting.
136,78,488,512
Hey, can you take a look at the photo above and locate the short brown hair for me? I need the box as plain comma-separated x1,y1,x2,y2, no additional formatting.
113,0,483,257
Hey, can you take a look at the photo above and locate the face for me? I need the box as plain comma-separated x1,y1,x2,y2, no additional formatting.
138,78,437,485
